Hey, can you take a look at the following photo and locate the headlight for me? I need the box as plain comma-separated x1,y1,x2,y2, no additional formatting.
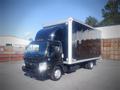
38,62,47,72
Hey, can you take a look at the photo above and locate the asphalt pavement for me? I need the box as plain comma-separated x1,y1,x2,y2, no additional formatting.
0,60,120,90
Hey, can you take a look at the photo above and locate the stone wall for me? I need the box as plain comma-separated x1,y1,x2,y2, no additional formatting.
101,38,120,60
0,46,25,62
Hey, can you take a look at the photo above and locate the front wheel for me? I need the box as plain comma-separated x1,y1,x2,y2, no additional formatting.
50,66,62,81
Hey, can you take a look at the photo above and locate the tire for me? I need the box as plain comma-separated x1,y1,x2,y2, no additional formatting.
85,61,94,69
50,66,62,81
93,60,96,65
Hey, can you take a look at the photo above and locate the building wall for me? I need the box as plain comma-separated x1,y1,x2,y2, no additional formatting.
0,36,30,61
96,25,120,60
101,38,120,60
0,35,30,46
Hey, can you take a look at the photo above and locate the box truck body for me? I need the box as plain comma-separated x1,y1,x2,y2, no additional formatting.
22,18,101,81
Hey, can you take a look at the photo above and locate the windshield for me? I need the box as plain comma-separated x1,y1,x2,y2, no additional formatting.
26,44,39,52
25,42,47,55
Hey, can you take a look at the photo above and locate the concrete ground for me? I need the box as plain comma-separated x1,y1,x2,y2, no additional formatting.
0,60,120,90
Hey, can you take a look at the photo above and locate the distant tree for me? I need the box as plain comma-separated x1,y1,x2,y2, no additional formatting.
85,16,98,27
100,0,120,26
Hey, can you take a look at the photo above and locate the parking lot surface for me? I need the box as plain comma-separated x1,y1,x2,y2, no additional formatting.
0,60,120,90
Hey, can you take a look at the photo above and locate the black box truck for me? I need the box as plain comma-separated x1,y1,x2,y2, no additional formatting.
22,17,101,81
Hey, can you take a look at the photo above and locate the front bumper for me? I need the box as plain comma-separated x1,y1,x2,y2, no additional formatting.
22,65,47,78
22,65,37,73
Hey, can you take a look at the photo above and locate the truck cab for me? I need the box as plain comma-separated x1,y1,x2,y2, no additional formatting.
22,25,66,80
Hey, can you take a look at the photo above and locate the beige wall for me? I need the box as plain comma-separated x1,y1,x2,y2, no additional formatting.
96,25,120,39
0,35,30,47
96,25,120,60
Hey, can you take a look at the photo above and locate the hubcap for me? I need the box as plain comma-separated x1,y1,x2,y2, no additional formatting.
54,69,61,79
90,62,93,68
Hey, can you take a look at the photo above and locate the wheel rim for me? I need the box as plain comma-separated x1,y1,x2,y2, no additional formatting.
54,69,61,79
90,62,93,68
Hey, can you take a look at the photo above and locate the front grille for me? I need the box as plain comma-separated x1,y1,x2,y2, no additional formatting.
25,62,38,69
24,58,38,63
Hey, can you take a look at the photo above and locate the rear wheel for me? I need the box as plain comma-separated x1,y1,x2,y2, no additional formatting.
50,66,62,81
85,61,94,69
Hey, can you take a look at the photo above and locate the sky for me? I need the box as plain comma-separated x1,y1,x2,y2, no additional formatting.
0,0,107,40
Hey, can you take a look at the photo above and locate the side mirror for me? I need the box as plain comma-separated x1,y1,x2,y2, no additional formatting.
25,46,28,50
55,46,60,53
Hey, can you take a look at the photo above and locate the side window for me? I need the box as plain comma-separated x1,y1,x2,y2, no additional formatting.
6,43,12,46
49,42,61,53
